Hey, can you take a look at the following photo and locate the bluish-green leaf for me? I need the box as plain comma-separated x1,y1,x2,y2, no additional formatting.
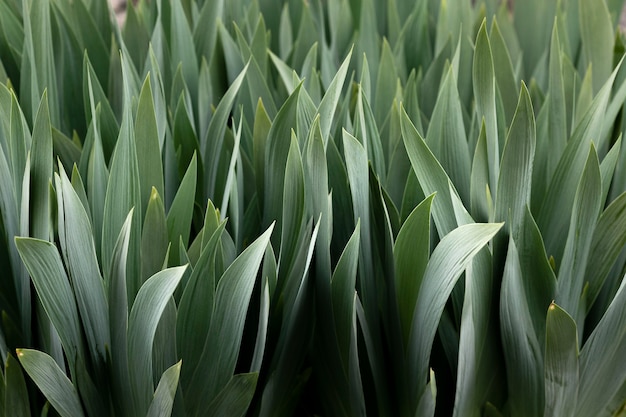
544,303,578,417
17,349,84,417
407,222,503,405
146,361,181,417
128,266,187,416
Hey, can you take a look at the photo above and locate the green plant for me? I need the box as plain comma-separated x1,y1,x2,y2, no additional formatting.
0,0,625,416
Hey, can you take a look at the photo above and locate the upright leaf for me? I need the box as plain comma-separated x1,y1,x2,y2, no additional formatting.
128,266,187,416
544,303,578,417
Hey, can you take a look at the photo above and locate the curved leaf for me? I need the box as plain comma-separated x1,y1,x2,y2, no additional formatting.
17,349,84,417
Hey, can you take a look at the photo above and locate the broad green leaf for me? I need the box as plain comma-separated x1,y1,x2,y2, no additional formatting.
577,273,626,417
490,19,518,125
304,117,331,277
20,0,59,126
5,354,30,417
473,20,499,194
55,167,109,367
426,67,471,203
579,0,613,93
29,92,53,241
15,238,83,373
584,193,626,311
407,222,503,404
83,55,118,161
279,132,305,279
170,0,199,106
546,20,568,180
401,106,461,236
146,361,181,417
206,373,258,417
538,64,617,262
470,121,491,222
354,87,386,180
318,49,352,146
556,145,602,326
141,189,169,281
166,153,197,266
102,56,142,301
263,84,301,233
374,39,397,127
17,349,84,417
135,76,165,216
500,238,543,417
203,64,247,199
393,194,433,346
193,0,223,62
544,303,578,417
109,211,134,417
128,266,187,416
172,92,198,178
178,222,225,388
494,83,535,244
250,274,270,373
342,131,376,319
331,221,361,367
186,224,273,416
259,219,319,417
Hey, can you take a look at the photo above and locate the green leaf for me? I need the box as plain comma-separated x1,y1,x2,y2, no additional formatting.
263,84,301,232
193,0,224,62
28,91,53,241
185,224,273,416
400,105,460,236
544,303,579,417
317,48,352,146
109,210,134,417
407,222,503,405
5,354,30,417
500,238,544,417
102,56,142,300
584,193,626,311
546,20,568,180
141,189,169,281
473,20,499,194
426,67,471,203
577,274,626,417
20,0,59,126
135,76,165,216
495,83,535,244
14,238,84,373
146,361,181,417
55,167,109,367
206,373,258,417
170,0,199,106
393,194,433,346
128,266,187,416
177,222,225,389
470,121,491,222
203,64,248,199
579,0,614,93
166,153,197,266
556,144,602,326
17,349,84,417
279,132,305,279
538,63,617,262
331,221,361,367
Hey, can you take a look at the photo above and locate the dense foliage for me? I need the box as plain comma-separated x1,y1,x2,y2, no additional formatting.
0,0,625,415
